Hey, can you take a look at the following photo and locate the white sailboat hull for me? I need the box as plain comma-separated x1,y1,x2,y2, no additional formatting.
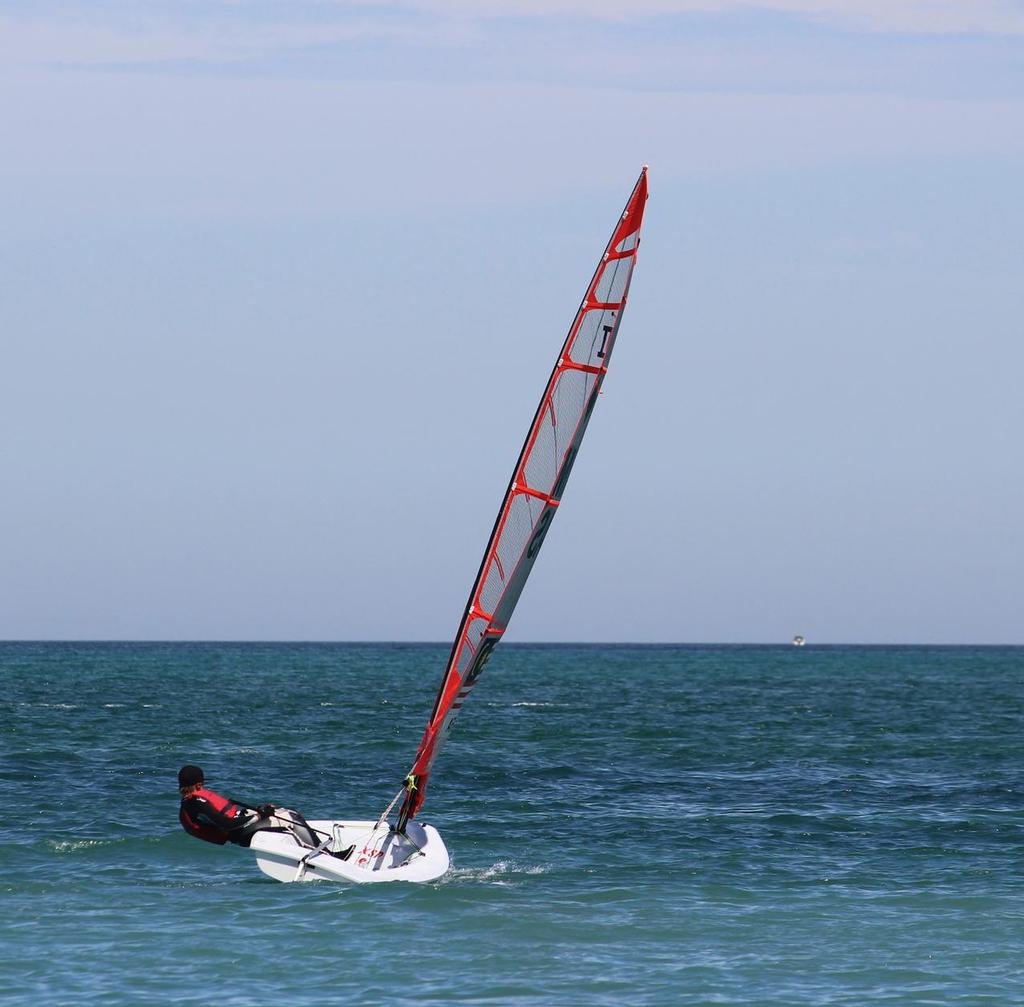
250,818,449,884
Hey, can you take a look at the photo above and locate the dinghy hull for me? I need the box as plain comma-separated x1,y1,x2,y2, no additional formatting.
250,819,449,884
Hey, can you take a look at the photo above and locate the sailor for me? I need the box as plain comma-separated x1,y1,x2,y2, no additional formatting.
177,764,320,849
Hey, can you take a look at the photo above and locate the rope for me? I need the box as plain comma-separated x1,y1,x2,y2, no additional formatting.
375,784,409,831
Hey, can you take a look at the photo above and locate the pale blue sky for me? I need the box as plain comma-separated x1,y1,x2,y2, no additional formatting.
1,2,1021,642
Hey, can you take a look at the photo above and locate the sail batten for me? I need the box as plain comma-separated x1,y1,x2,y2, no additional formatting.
397,168,649,830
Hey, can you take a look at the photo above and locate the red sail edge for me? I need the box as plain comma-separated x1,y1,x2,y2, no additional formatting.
397,167,649,831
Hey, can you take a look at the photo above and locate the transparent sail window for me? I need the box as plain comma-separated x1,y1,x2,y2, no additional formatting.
594,254,632,306
568,308,617,368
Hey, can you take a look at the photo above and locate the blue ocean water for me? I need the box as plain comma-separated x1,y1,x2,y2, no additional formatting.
2,642,1023,1005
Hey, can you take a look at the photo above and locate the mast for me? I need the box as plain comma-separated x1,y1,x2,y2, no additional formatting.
396,167,650,832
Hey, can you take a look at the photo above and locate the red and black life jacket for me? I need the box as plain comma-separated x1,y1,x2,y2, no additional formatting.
179,787,244,845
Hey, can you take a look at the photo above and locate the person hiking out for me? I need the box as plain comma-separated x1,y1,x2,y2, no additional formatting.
176,764,322,849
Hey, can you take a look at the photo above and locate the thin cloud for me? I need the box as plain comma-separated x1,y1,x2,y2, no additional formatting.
0,11,464,68
377,0,1024,35
2,0,1024,72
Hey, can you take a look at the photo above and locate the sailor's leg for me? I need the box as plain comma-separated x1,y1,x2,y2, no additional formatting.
270,808,322,849
229,814,276,848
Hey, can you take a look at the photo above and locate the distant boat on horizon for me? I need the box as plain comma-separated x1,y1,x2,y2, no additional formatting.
792,635,806,647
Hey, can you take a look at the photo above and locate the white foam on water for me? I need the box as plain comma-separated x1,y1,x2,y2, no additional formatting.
444,860,550,885
49,839,113,852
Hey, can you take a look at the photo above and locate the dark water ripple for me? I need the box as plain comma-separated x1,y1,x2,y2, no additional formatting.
1,642,1023,1005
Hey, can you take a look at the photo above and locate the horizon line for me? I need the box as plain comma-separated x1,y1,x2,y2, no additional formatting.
1,639,1022,648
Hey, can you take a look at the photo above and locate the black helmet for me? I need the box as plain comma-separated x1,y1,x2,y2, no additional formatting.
177,764,204,789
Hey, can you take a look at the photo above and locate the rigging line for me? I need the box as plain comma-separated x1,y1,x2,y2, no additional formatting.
376,785,407,830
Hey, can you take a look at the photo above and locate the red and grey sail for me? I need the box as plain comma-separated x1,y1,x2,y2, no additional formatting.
397,167,649,831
